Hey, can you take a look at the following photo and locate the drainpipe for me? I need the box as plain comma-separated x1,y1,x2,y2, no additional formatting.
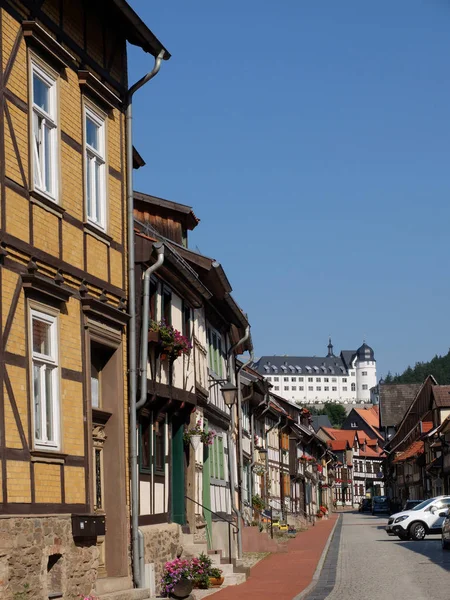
227,326,250,559
127,50,165,590
137,243,164,411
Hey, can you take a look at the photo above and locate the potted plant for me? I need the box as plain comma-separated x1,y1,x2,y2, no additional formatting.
209,567,224,587
160,558,192,597
149,319,192,360
191,553,212,589
183,421,217,450
252,494,265,513
183,419,204,451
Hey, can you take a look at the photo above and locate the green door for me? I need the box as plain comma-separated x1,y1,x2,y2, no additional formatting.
202,420,213,548
171,416,185,525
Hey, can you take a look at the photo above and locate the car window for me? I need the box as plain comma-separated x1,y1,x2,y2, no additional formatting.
412,499,435,511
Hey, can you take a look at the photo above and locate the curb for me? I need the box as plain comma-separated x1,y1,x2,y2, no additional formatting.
291,516,340,600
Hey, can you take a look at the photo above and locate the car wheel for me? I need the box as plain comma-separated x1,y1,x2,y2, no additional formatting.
442,537,450,550
409,522,426,541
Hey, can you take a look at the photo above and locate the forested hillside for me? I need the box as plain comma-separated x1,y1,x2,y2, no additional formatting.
384,350,450,385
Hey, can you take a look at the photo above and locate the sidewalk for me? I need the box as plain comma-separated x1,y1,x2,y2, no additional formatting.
211,515,338,600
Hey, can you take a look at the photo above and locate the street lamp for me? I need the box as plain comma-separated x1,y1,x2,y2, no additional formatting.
222,382,238,408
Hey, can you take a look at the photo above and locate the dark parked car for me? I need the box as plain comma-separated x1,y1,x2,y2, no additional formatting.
372,496,390,515
403,499,423,512
359,498,372,512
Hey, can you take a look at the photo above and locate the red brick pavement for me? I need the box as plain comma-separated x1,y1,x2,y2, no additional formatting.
213,515,338,600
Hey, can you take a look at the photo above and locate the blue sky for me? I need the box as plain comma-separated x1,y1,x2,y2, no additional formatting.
128,0,450,379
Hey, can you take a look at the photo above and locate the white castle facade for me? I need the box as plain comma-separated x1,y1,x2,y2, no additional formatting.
253,340,377,405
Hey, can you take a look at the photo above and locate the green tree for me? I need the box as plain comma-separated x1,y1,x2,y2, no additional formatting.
386,350,450,385
323,402,347,428
305,402,346,428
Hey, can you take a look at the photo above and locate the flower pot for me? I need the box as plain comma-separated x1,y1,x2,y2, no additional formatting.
209,577,224,587
190,435,202,451
147,330,160,344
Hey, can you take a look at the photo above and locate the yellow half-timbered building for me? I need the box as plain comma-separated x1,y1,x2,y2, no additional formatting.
0,1,167,597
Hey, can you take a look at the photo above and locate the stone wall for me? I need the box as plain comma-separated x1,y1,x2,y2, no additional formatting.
141,523,182,595
0,515,99,600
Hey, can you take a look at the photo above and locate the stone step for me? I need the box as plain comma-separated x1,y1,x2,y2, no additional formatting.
97,589,154,600
95,577,133,595
183,543,208,558
223,572,247,586
210,554,222,566
192,589,221,599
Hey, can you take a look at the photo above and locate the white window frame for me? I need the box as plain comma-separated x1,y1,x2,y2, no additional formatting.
29,307,60,450
84,103,107,230
31,58,59,201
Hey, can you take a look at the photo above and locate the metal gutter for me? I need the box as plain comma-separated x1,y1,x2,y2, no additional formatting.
126,50,165,590
137,243,164,411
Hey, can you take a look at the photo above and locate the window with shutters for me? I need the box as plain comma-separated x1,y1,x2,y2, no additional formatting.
210,435,225,481
207,325,224,378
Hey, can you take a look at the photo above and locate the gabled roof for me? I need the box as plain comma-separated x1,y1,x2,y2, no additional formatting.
327,439,350,451
353,406,383,440
359,445,384,458
321,428,357,445
432,386,450,408
311,415,332,432
340,350,357,370
379,383,422,428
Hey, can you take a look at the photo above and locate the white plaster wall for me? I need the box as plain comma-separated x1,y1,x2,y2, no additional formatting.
355,359,377,402
263,364,366,405
140,481,151,515
149,290,196,394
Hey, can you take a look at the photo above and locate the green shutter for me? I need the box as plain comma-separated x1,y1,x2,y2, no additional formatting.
210,438,216,479
218,437,224,480
216,336,221,378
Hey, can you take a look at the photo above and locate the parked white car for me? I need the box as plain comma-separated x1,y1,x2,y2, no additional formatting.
386,496,450,541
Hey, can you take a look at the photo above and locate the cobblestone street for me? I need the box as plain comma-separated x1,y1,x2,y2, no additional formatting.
318,511,450,600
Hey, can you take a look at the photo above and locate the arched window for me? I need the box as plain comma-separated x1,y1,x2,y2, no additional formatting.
351,383,356,392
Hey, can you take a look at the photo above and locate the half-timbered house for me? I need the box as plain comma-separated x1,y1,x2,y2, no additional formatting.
0,1,167,597
133,192,251,587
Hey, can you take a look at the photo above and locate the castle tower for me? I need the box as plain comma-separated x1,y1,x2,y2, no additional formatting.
355,342,377,403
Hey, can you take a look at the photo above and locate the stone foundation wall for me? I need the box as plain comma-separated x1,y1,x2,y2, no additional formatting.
141,523,182,595
0,515,99,600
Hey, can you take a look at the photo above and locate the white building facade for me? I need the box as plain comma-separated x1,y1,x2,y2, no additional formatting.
253,340,377,406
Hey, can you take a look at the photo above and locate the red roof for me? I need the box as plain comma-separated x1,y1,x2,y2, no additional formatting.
392,440,424,464
322,428,356,444
354,406,383,439
359,445,385,458
421,421,433,433
327,440,349,451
